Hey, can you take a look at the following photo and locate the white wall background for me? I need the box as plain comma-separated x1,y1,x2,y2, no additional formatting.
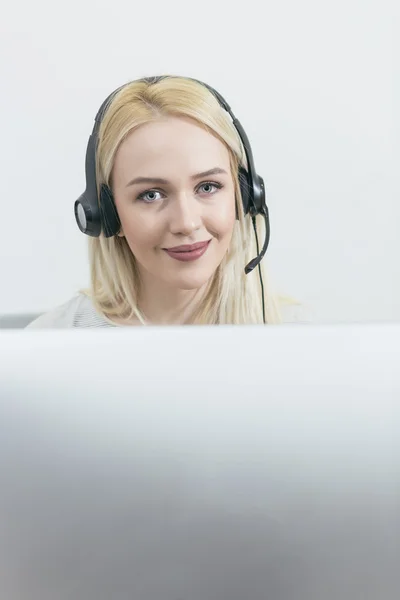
0,0,397,322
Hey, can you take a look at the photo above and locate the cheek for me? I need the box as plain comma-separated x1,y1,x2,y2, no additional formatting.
119,211,160,253
209,199,236,238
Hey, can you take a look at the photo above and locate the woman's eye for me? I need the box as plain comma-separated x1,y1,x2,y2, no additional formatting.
137,190,163,203
136,182,223,203
198,181,223,195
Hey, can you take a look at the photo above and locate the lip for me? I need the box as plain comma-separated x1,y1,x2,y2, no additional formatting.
163,240,211,262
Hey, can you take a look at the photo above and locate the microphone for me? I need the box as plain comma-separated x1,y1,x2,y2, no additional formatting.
244,208,270,275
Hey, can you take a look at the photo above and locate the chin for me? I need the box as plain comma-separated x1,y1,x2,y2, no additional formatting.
168,269,216,291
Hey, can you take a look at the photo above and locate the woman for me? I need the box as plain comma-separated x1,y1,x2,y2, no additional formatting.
28,75,288,328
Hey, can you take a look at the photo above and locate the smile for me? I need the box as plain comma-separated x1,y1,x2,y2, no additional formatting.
163,240,212,262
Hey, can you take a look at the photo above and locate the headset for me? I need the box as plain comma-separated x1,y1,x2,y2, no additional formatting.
74,75,270,321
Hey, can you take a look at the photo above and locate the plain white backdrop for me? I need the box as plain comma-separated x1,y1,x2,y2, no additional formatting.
0,0,397,322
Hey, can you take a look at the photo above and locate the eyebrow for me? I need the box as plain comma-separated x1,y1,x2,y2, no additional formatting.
125,167,228,188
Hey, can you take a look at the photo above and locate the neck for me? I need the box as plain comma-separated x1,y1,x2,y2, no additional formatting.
138,277,210,325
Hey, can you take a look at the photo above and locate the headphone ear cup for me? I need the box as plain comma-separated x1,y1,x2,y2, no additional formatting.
99,184,121,238
74,192,102,237
238,167,251,215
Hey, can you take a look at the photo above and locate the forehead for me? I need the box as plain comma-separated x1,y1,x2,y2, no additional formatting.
113,116,231,179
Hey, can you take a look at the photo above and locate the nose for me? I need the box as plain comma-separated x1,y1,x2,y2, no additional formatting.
168,192,202,236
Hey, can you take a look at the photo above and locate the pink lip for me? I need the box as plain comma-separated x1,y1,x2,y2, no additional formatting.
163,240,211,262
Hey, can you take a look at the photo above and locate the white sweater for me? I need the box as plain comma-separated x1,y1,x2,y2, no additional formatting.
26,294,116,329
26,293,311,328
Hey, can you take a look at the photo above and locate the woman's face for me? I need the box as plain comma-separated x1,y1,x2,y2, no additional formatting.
111,116,236,291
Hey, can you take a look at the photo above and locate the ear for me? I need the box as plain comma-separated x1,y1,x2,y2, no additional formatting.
238,166,251,215
99,184,122,238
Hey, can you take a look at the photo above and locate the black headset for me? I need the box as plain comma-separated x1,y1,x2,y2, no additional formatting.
74,76,270,321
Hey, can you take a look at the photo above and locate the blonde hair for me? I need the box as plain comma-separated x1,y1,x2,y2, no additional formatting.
83,76,283,325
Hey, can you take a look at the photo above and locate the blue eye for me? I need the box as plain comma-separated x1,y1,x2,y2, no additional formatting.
137,190,164,203
198,182,223,195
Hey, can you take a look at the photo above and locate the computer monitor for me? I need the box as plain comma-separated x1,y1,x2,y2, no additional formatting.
0,324,399,599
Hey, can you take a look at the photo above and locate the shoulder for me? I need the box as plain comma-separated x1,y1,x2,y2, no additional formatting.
25,294,86,329
279,299,314,324
25,294,113,329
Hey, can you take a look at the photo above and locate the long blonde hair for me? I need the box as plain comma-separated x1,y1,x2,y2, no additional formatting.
84,76,282,325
